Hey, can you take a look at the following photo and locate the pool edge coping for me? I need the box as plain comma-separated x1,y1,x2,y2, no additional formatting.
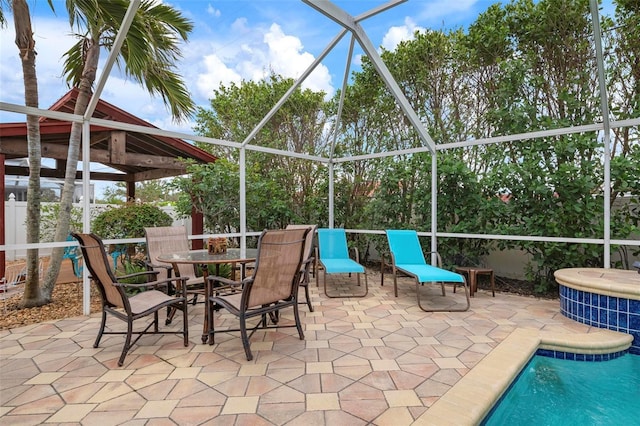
412,327,633,425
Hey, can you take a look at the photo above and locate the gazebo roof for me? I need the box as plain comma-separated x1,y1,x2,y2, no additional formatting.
0,88,217,183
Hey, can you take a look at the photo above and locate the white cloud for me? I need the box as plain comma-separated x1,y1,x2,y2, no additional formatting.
263,23,333,96
194,22,334,100
207,4,221,18
381,17,424,51
197,54,242,96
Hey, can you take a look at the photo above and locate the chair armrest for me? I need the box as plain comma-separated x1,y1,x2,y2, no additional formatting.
115,276,187,295
207,275,246,298
424,251,443,268
117,270,160,281
145,260,172,272
350,247,361,263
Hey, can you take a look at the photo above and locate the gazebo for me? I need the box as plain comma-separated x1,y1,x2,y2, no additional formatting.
0,88,218,276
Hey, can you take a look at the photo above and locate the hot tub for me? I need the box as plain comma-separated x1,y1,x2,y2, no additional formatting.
555,268,640,354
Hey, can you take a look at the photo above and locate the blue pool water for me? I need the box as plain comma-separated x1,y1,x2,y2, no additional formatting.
483,354,640,425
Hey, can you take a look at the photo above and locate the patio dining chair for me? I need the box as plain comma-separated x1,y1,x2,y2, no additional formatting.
72,232,189,367
1,259,45,314
144,226,206,324
316,228,368,298
1,262,26,314
385,229,470,312
285,224,318,311
63,234,83,278
207,228,309,361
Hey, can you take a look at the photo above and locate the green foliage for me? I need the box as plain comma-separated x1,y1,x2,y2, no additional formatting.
100,181,178,204
91,202,173,240
90,202,172,269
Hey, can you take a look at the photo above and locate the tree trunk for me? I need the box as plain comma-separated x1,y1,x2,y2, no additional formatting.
13,0,45,307
42,37,100,298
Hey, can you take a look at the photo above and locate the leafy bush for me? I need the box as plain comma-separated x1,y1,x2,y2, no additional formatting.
91,202,173,239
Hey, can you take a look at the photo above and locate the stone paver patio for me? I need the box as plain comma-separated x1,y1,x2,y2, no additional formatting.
0,270,595,425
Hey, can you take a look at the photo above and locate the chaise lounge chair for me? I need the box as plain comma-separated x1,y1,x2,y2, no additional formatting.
316,228,368,298
385,229,470,312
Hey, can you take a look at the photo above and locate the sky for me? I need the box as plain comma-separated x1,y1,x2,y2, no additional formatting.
0,0,504,132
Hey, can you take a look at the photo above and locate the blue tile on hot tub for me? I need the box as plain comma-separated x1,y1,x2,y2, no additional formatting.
591,294,599,307
618,312,628,330
619,298,629,313
630,299,640,314
608,310,617,327
599,295,609,308
629,313,640,330
608,297,618,310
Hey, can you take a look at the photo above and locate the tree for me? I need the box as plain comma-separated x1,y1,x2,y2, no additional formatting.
0,0,54,307
188,74,331,230
38,0,195,306
101,180,178,204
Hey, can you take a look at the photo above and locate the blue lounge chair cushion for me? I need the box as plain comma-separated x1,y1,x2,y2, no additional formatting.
386,229,463,283
395,263,464,283
318,228,365,274
322,258,365,274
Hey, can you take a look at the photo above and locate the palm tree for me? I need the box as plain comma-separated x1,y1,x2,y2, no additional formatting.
38,0,195,303
1,0,54,307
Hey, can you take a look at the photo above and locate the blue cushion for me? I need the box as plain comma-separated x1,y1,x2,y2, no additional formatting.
318,228,350,260
386,230,427,265
321,258,365,274
396,263,464,283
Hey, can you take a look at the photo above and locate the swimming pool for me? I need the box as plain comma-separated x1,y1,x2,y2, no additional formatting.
482,353,640,425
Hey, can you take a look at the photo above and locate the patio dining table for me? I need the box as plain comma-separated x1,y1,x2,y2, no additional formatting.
157,248,257,343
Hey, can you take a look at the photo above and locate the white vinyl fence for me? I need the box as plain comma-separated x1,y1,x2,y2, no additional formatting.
3,194,189,261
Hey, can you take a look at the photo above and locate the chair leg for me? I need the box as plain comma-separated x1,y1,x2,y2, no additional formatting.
182,302,189,346
490,271,496,297
94,310,107,348
166,306,176,325
240,315,253,361
208,300,216,346
416,278,471,312
119,321,134,367
323,270,368,298
392,268,399,297
302,283,313,312
293,301,305,340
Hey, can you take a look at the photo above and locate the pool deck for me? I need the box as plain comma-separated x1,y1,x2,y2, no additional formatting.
0,270,631,425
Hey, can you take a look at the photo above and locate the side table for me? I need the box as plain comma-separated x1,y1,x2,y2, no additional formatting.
454,267,495,297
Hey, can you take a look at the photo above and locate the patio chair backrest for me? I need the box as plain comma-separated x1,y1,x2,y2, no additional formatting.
285,224,317,264
386,230,427,265
317,228,350,261
2,263,25,285
144,226,197,280
72,232,125,309
246,228,308,308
